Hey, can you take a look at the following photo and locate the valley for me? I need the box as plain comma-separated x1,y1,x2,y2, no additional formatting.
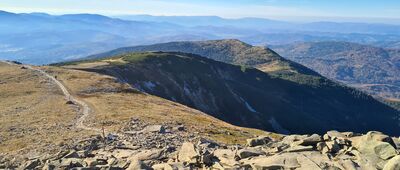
271,41,400,101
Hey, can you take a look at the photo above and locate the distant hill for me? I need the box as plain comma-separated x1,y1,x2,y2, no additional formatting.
88,39,320,80
118,15,400,35
271,41,400,99
60,51,400,135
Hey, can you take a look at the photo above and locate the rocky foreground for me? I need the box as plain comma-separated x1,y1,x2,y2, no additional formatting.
1,119,400,170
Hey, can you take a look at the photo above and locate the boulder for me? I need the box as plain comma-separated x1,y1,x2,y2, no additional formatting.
296,153,325,170
339,160,360,170
383,155,400,170
130,149,165,161
352,135,398,169
127,159,152,170
300,134,322,146
60,158,85,169
178,142,200,164
84,158,107,167
197,138,219,148
142,125,165,133
341,132,355,138
246,136,272,147
326,130,347,140
84,158,98,167
241,153,300,169
281,135,308,144
285,145,314,153
237,148,265,159
213,149,239,167
112,149,136,159
152,162,187,170
364,131,396,148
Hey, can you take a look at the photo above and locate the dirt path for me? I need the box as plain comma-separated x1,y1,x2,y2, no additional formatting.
2,61,102,133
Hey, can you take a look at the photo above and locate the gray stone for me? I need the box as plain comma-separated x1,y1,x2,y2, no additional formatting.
213,149,239,167
365,131,396,148
282,135,308,144
142,125,166,133
237,148,265,159
178,142,199,164
340,160,359,170
285,145,314,152
126,159,152,170
152,162,187,170
246,136,272,147
60,158,85,168
326,130,347,139
131,149,165,161
341,132,354,138
197,138,219,148
300,134,322,146
241,153,300,169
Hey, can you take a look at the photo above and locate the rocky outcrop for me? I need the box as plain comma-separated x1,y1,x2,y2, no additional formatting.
3,126,400,169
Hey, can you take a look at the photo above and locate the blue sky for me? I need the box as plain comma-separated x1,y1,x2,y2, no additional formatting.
1,0,400,21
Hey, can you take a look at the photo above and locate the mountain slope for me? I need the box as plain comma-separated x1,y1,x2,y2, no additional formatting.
61,52,400,135
271,41,400,99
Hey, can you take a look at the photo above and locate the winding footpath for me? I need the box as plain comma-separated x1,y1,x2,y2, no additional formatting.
3,61,101,133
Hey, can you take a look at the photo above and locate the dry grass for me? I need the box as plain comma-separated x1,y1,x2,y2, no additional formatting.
0,63,94,158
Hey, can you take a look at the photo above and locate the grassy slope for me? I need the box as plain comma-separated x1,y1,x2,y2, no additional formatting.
61,52,400,136
0,63,93,157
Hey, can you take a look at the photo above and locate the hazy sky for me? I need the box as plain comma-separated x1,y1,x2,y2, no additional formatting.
1,0,400,21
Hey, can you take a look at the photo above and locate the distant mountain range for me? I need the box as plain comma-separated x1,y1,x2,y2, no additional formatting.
271,41,400,100
118,15,400,35
2,10,400,64
60,45,400,135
